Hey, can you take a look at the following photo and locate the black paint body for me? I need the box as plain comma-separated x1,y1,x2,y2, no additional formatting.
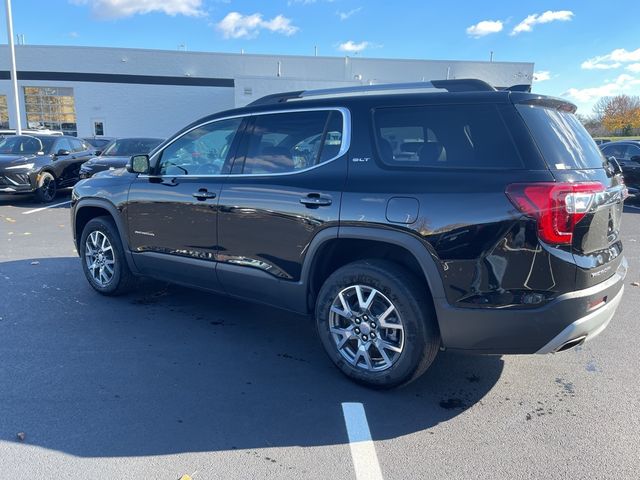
71,90,627,353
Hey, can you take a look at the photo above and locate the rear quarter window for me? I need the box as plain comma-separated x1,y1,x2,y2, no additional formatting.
516,105,606,170
372,104,523,169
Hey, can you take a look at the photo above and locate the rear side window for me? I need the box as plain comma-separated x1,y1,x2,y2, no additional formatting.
241,110,343,175
516,105,606,170
373,104,523,169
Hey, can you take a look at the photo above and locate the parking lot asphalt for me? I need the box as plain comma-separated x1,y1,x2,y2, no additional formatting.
1,192,640,480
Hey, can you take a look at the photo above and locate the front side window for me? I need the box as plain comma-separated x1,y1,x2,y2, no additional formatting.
56,138,73,153
373,104,523,169
240,110,343,175
70,138,86,152
625,144,640,160
158,118,242,176
601,144,626,160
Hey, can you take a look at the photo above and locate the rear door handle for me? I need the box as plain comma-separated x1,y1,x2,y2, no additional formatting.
192,189,217,200
300,193,332,207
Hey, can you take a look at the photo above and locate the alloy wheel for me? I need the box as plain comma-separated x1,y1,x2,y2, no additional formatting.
328,285,405,371
85,231,115,287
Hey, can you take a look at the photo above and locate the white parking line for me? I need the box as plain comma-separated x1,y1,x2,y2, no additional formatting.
21,201,71,215
342,402,384,480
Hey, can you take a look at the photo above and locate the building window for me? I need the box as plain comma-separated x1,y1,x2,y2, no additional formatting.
23,86,77,136
0,95,9,129
93,120,104,136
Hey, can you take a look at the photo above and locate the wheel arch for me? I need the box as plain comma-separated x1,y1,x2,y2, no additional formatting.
74,199,137,272
302,226,446,326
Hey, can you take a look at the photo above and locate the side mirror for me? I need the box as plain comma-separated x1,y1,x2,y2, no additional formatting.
631,155,640,163
94,150,102,156
55,149,70,157
128,154,150,174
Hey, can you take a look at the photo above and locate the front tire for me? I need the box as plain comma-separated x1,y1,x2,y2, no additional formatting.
80,217,136,296
315,260,440,389
35,171,57,203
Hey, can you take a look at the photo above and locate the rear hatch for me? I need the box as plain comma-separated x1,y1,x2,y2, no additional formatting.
514,97,625,288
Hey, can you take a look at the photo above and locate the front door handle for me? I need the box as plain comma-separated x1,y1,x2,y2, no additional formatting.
300,193,332,207
192,189,217,200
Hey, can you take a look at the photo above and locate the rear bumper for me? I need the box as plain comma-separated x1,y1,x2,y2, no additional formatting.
536,286,623,353
437,257,628,354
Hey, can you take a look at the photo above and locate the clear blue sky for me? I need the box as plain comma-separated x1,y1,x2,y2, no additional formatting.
2,0,639,115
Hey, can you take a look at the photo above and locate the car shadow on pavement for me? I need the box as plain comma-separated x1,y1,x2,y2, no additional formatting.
0,257,504,457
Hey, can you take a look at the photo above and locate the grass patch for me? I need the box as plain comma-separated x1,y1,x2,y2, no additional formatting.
594,136,640,141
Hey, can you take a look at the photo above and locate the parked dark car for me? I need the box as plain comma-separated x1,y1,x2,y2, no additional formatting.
79,137,164,179
82,136,116,153
600,140,640,197
0,134,95,202
71,80,627,388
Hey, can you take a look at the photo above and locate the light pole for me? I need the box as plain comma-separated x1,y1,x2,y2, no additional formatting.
5,0,22,134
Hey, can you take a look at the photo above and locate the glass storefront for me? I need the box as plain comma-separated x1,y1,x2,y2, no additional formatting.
0,95,9,129
23,86,77,136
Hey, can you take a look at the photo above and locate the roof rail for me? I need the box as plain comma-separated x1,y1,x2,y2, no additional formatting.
247,79,495,106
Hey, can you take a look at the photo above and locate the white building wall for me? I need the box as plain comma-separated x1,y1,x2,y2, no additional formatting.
2,79,234,138
0,45,534,138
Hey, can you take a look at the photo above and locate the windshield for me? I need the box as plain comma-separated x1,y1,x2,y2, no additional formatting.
102,138,162,156
516,105,606,170
0,135,54,155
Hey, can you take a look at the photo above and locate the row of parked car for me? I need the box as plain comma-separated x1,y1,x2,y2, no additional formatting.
0,131,163,202
599,140,640,198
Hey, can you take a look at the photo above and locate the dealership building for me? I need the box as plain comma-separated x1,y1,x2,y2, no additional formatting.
0,45,534,139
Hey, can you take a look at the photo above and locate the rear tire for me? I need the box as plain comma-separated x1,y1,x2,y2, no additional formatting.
34,171,57,203
80,217,136,296
315,259,440,389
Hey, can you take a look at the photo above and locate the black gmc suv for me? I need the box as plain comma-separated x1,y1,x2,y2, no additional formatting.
71,80,628,388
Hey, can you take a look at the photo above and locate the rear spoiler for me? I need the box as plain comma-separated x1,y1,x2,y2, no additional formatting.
501,84,532,93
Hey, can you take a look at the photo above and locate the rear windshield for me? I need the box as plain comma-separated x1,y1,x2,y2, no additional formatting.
516,105,606,170
372,104,523,170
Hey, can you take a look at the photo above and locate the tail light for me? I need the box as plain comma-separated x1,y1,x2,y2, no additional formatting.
506,182,604,245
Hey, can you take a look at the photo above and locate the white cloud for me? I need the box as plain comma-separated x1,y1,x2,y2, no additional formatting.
582,48,640,70
628,63,640,73
70,0,204,19
338,7,362,21
511,10,574,35
216,12,299,39
533,70,551,82
338,40,369,54
68,31,79,38
564,74,640,103
466,20,503,38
